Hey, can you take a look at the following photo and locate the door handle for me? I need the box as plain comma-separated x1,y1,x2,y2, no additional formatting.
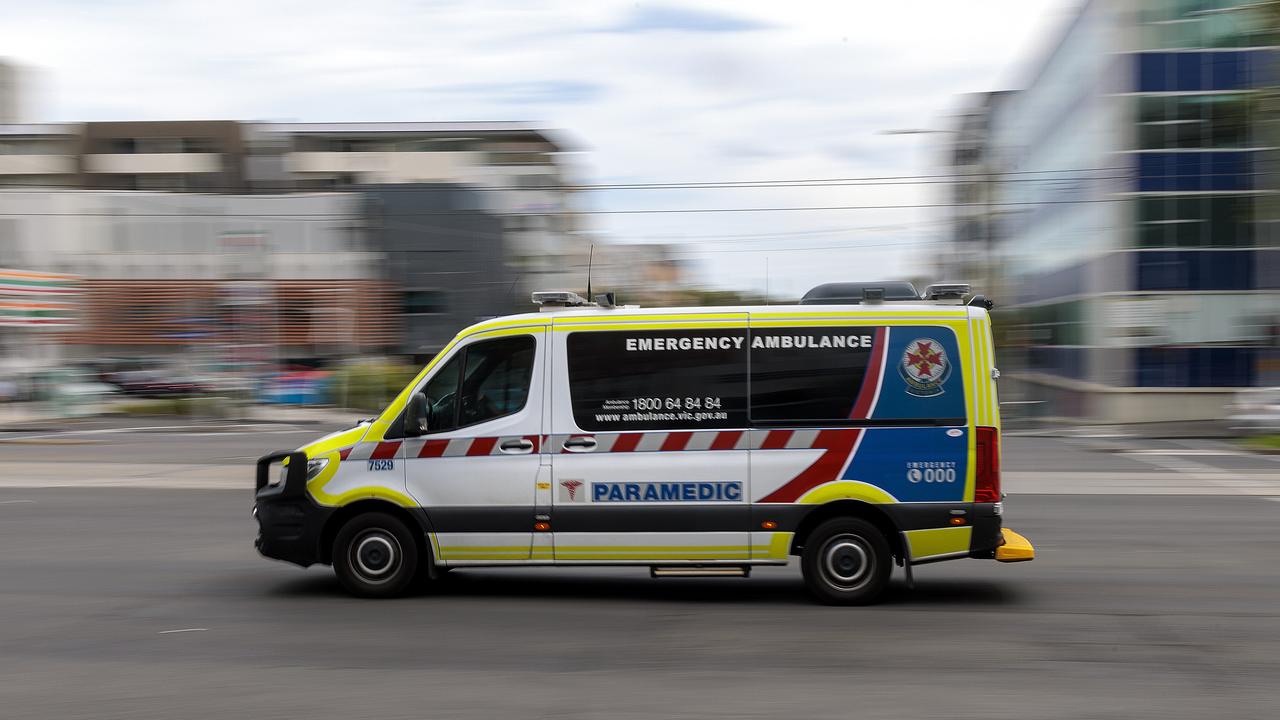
562,436,597,452
499,438,535,454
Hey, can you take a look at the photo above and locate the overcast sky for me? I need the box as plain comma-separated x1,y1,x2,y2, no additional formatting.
2,0,1075,298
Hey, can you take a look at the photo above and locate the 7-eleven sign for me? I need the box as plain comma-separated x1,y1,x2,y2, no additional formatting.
0,269,79,327
0,269,78,296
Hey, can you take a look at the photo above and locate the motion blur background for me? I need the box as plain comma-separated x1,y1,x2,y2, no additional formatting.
0,0,1276,435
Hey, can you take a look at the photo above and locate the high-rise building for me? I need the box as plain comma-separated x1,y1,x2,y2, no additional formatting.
953,0,1279,424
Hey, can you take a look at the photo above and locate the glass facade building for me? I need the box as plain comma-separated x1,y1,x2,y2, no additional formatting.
975,0,1279,423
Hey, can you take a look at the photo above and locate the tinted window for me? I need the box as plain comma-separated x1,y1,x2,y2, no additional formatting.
418,353,462,433
416,335,535,432
750,327,876,422
459,336,535,426
567,329,747,431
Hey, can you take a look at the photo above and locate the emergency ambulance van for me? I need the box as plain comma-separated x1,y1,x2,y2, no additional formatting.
254,281,1035,605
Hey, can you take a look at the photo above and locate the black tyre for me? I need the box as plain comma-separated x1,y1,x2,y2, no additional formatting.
332,512,419,598
800,517,892,605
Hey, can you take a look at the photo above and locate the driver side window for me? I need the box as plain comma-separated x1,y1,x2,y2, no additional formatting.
418,352,462,434
417,334,536,433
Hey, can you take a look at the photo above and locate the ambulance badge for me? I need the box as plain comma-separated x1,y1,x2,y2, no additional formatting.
899,338,950,397
560,479,585,502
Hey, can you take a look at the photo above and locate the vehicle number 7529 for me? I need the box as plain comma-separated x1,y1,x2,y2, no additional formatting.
367,459,395,472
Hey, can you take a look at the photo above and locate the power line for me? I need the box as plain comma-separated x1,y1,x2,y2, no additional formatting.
0,164,1234,194
1,191,1272,220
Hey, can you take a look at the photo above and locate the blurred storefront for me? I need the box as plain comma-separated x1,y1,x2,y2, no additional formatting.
946,0,1280,424
0,190,392,369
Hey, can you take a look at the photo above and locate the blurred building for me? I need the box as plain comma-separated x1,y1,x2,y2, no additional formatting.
361,183,516,361
0,118,600,368
944,91,1011,294
0,60,22,124
0,190,395,368
949,0,1280,424
0,120,585,293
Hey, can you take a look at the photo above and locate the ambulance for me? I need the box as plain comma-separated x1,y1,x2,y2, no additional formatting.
254,281,1035,605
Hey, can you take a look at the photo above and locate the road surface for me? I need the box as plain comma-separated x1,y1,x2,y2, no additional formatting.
0,419,1277,718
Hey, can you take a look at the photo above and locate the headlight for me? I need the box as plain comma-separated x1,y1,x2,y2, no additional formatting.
306,457,329,480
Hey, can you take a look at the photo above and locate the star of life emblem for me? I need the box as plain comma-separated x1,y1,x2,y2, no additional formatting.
899,338,950,397
560,479,585,502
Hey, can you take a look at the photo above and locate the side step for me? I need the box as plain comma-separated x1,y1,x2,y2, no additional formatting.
650,565,751,578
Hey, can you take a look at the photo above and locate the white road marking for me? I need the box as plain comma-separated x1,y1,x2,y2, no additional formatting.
0,499,35,504
157,628,208,634
1265,497,1280,503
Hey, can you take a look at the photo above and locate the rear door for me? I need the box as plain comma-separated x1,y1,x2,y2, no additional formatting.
548,314,751,563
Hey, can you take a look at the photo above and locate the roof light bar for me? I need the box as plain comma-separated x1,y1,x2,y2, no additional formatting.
532,290,593,309
922,283,971,301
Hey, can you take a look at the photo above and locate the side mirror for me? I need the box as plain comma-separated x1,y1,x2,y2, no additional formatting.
404,393,433,437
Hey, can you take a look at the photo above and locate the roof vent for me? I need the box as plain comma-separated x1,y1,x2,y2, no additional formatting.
799,281,920,305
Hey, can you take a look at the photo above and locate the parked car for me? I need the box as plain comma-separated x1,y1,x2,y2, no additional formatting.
109,370,207,398
1227,387,1280,436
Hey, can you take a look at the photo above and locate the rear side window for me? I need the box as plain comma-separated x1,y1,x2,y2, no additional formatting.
750,325,966,425
750,327,877,422
567,329,748,431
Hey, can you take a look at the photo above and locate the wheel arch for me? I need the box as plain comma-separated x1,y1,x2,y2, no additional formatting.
318,499,431,566
790,500,904,561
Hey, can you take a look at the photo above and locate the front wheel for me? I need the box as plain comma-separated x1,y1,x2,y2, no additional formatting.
800,517,892,605
333,512,419,598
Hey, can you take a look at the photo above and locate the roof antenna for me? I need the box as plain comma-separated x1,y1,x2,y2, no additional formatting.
585,244,595,302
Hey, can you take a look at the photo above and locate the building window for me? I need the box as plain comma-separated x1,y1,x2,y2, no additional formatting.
1136,195,1253,248
403,289,449,315
1137,94,1249,150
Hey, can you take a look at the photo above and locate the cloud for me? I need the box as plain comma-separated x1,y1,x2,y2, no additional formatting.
423,80,604,105
602,4,775,33
0,0,1074,296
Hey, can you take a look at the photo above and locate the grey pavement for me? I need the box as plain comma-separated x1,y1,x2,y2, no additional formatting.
0,489,1277,719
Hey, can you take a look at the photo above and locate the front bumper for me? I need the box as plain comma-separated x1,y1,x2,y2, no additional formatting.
254,450,331,567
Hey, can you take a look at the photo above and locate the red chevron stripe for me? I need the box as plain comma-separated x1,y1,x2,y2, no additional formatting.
467,437,498,456
761,429,793,450
850,326,888,419
758,429,862,503
611,433,643,452
369,441,401,460
710,430,743,451
338,447,352,460
418,439,449,458
660,431,692,452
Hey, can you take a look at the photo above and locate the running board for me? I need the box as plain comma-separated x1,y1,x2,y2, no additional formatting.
650,566,750,578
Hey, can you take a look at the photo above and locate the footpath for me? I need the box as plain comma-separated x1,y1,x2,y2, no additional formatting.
0,402,365,431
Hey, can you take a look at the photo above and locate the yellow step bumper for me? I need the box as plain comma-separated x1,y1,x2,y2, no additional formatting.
995,528,1035,563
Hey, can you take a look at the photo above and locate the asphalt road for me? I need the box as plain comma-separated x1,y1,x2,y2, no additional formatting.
1,417,1278,718
0,487,1278,719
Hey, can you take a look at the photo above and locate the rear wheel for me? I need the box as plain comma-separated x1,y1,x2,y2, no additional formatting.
800,517,892,605
333,512,419,598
